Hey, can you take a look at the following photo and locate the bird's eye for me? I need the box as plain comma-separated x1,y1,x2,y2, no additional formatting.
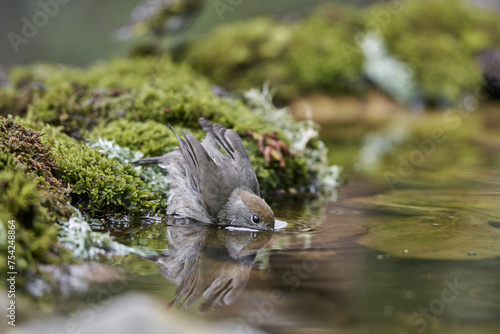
252,214,260,224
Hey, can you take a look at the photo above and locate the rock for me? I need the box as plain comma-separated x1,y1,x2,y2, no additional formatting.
7,293,268,334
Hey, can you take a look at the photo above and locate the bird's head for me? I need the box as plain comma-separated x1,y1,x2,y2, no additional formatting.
220,189,275,231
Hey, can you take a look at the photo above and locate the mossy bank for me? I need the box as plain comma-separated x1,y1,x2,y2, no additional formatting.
0,56,335,287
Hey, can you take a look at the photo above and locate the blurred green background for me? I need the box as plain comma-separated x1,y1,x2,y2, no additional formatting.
1,0,388,66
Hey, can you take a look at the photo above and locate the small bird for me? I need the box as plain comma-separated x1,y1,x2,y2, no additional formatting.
155,221,272,310
134,118,275,230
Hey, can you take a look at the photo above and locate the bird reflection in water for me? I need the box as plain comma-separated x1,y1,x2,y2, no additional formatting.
154,219,273,311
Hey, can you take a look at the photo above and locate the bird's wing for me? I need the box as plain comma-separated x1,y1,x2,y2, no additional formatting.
170,125,234,217
198,118,260,195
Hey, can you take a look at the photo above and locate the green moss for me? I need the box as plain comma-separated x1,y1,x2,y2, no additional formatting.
123,82,266,130
181,18,292,95
182,5,366,101
16,118,167,217
0,117,168,291
0,155,44,226
5,57,279,137
90,119,175,157
6,58,200,137
0,118,72,219
0,87,30,117
378,0,500,103
87,138,170,198
1,55,326,202
285,5,366,97
0,121,67,282
0,152,73,287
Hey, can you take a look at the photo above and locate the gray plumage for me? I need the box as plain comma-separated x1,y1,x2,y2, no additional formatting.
155,221,271,310
134,118,274,230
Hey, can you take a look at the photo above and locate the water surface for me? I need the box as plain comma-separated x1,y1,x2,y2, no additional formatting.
112,161,500,334
36,106,499,334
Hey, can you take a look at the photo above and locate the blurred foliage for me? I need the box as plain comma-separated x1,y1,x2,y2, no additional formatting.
182,5,367,101
173,0,500,104
117,0,203,39
377,0,500,104
180,18,294,97
286,5,367,97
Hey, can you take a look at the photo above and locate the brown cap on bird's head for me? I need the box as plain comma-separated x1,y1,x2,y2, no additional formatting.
238,190,275,230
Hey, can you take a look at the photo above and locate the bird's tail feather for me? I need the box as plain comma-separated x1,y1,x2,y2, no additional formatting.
132,157,162,166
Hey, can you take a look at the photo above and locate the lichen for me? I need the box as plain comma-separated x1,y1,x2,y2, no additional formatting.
359,34,418,104
87,137,170,198
58,208,158,260
284,4,367,98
